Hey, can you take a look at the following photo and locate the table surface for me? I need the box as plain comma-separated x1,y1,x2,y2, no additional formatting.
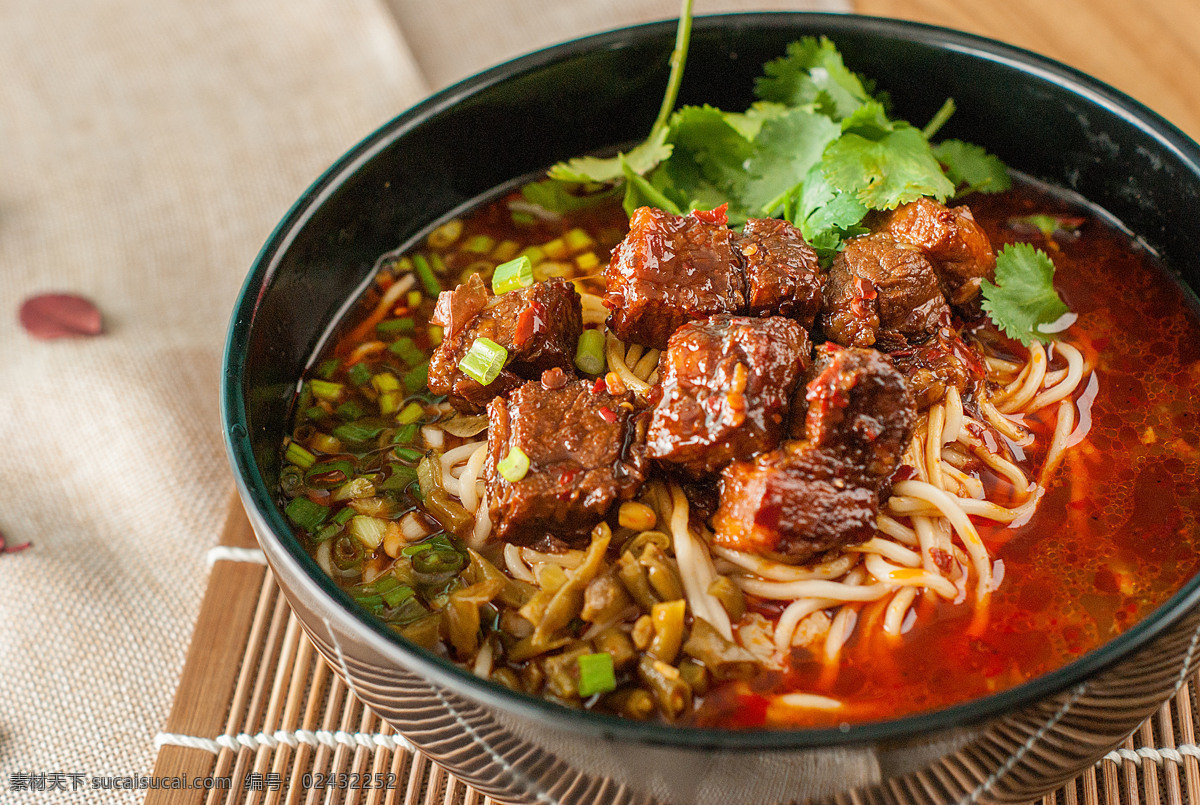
855,0,1200,143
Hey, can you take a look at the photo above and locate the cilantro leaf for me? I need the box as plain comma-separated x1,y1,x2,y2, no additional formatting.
621,158,684,217
980,243,1070,346
548,127,674,184
933,139,1011,195
739,107,841,217
822,102,955,210
1007,213,1085,238
520,180,620,214
651,105,754,220
722,101,789,141
754,36,873,119
790,163,869,261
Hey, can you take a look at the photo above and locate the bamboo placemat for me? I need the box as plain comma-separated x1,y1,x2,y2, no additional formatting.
147,497,1200,805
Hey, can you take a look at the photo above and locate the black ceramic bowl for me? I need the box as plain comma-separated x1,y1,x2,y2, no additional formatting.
223,14,1200,805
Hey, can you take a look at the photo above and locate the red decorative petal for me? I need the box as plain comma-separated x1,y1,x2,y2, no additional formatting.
20,293,103,339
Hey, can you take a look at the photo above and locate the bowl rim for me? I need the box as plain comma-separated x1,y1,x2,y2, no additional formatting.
223,11,1200,751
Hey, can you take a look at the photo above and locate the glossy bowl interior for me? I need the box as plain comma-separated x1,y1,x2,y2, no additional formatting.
223,12,1200,803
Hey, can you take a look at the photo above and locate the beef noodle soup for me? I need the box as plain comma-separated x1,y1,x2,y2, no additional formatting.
276,174,1200,728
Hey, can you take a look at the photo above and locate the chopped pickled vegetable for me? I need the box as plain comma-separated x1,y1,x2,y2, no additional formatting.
577,652,617,696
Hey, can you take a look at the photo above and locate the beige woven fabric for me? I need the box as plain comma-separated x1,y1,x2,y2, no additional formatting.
0,0,845,801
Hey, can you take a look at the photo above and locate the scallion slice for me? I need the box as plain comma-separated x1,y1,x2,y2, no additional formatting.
335,400,366,421
389,337,426,366
574,328,606,375
332,421,386,444
404,361,430,392
382,583,415,608
577,652,616,696
284,441,317,469
347,362,372,386
285,497,329,531
394,447,425,464
376,317,415,335
491,255,534,294
393,423,419,444
458,338,507,386
412,254,441,297
396,401,425,425
497,446,530,482
309,379,344,402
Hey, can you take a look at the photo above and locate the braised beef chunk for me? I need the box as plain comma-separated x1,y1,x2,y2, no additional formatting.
715,344,915,560
800,344,915,477
712,445,879,559
882,198,996,310
486,378,647,545
738,218,823,326
605,206,746,350
889,328,986,410
647,315,812,478
821,235,950,351
429,277,582,413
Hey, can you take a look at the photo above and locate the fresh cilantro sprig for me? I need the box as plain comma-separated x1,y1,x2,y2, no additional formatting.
980,243,1071,345
545,0,693,185
523,6,1011,264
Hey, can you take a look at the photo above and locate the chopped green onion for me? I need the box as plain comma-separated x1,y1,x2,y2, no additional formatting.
284,441,317,469
412,254,441,297
376,317,416,335
518,245,545,265
463,234,496,254
493,240,520,262
394,447,425,464
378,463,418,491
492,255,534,294
347,362,372,386
303,406,327,422
335,400,366,421
373,575,400,593
313,522,343,542
458,338,507,386
404,361,430,392
512,211,536,226
406,290,422,309
574,329,606,375
309,379,344,402
497,446,530,483
400,542,432,556
332,507,357,525
315,358,341,380
389,337,426,366
564,228,595,252
378,390,404,416
382,583,415,608
347,515,387,549
372,372,401,393
396,401,425,425
428,326,443,346
333,421,386,444
285,497,329,531
354,593,384,611
577,652,617,696
393,423,419,444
